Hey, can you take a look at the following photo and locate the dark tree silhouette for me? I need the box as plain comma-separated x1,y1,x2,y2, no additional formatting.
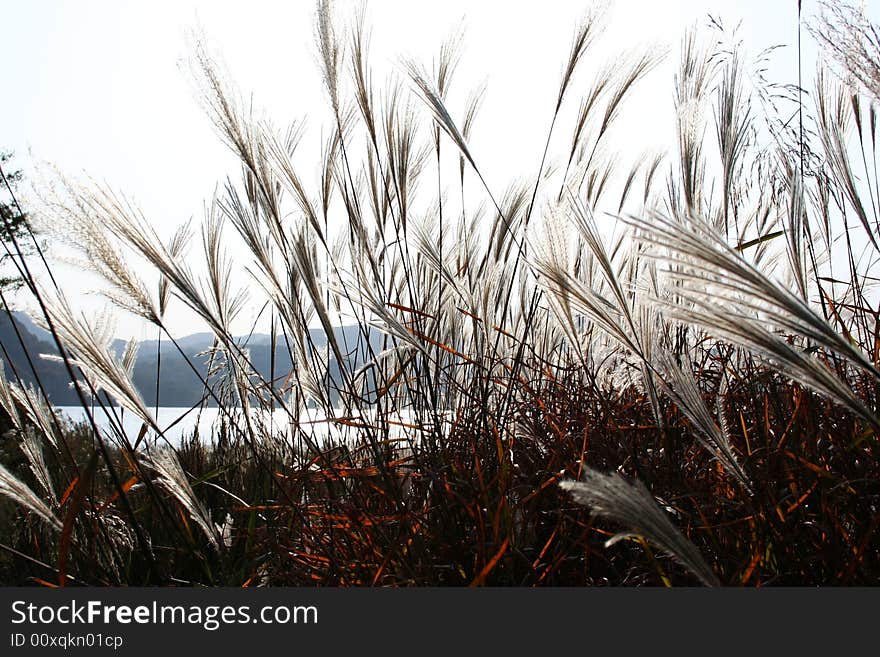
0,150,34,297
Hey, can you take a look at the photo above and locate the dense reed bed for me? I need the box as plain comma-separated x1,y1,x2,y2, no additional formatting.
1,0,879,585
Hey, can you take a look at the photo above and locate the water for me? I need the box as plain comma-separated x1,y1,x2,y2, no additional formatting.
54,405,421,448
56,405,234,445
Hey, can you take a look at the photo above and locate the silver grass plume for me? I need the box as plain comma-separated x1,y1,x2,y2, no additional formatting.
316,0,342,118
565,61,616,176
338,254,426,355
350,4,378,145
810,1,880,105
54,183,239,346
814,68,878,250
93,189,245,346
627,210,880,428
37,295,156,430
562,45,665,198
404,61,478,176
780,153,810,303
142,448,220,549
532,198,645,359
0,461,61,531
629,209,880,374
39,180,162,325
459,81,487,180
531,206,587,361
654,349,751,490
202,210,247,337
10,383,61,449
597,49,665,145
556,3,608,111
675,30,716,215
159,221,193,318
714,48,754,235
560,469,719,586
20,427,57,504
0,360,22,430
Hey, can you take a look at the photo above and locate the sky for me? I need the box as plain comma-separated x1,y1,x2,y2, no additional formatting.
0,0,869,339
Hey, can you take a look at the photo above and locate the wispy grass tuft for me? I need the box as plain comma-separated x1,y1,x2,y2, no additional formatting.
2,0,880,587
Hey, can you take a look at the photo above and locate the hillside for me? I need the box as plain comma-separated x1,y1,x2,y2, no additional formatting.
0,310,376,406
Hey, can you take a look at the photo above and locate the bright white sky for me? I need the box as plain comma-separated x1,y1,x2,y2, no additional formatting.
1,0,869,338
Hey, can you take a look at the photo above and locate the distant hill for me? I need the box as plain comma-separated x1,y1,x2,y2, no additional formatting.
0,310,380,407
0,309,78,403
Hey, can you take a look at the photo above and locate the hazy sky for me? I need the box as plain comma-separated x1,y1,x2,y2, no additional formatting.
0,0,867,338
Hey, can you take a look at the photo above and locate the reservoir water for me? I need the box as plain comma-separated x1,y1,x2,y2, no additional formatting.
53,405,422,447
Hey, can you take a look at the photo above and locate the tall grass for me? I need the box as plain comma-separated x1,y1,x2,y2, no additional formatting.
1,0,879,585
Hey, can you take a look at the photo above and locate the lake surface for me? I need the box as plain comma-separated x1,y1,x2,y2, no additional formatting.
54,405,422,448
56,405,238,445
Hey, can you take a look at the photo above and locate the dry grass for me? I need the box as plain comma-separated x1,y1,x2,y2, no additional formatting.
0,0,879,586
